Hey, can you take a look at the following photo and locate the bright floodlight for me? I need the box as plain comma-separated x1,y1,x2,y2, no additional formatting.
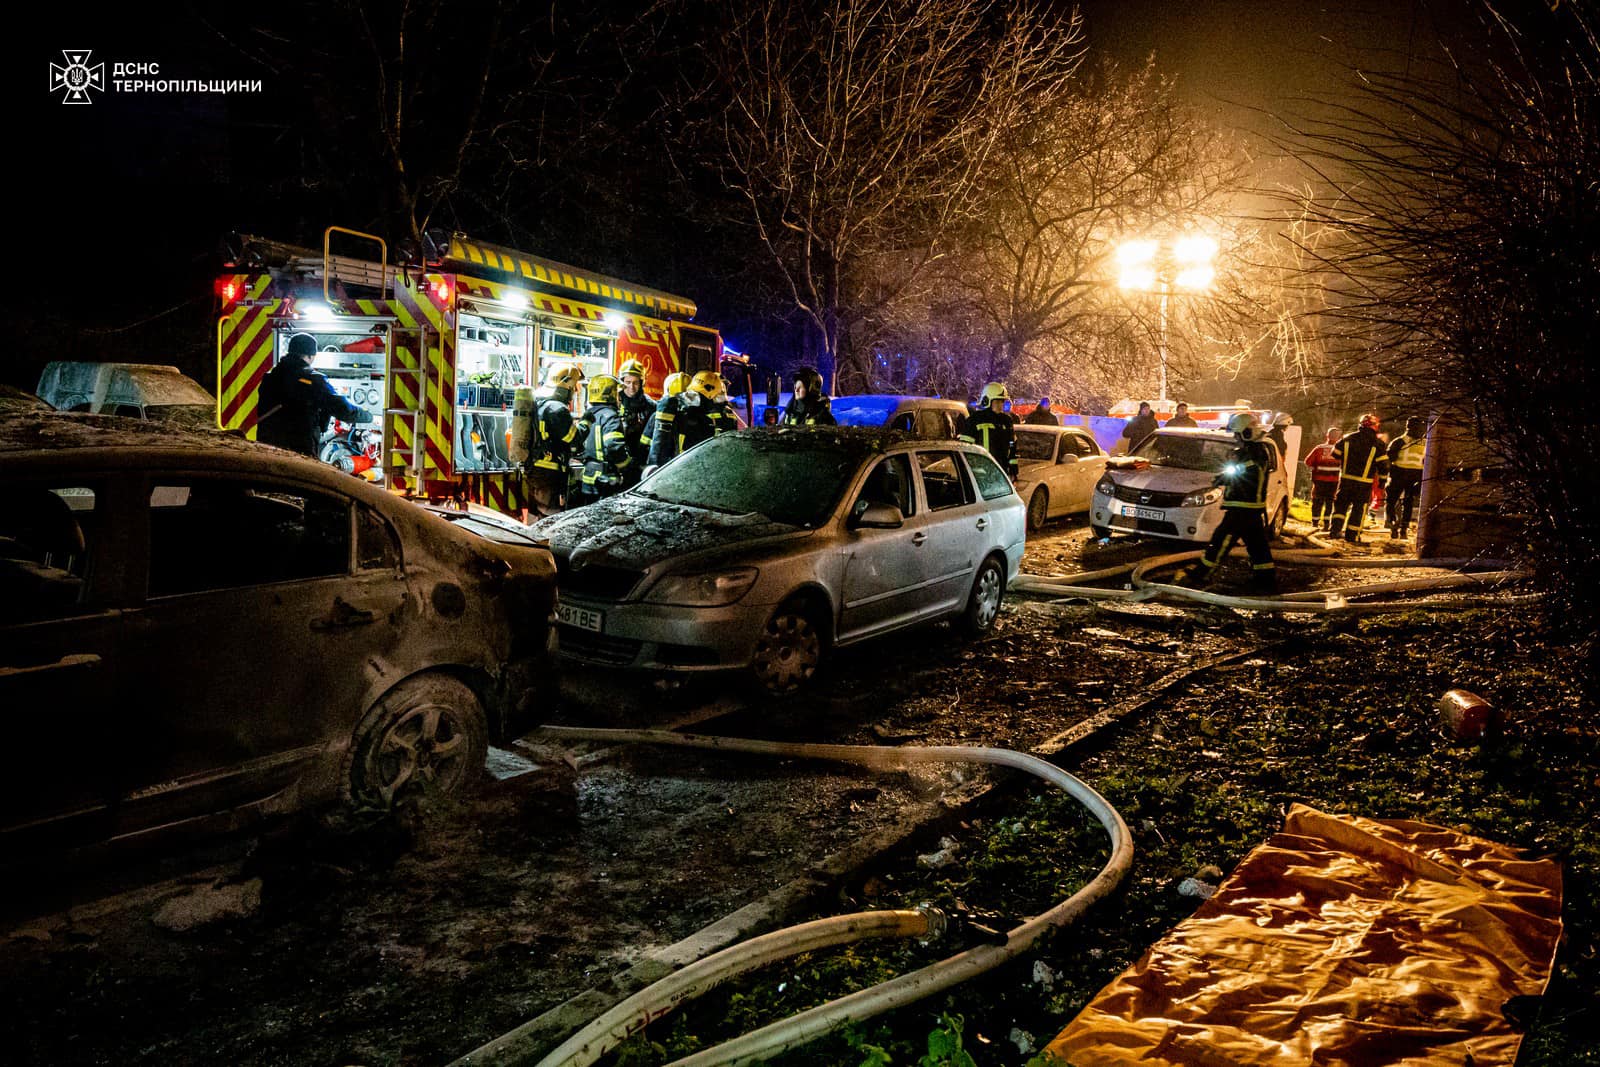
301,303,338,323
502,290,529,310
1175,264,1215,289
1116,240,1159,290
1173,234,1218,265
603,312,627,332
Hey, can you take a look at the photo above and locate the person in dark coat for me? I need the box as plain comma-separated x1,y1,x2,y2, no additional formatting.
780,367,837,426
1164,402,1198,428
1024,396,1060,426
960,382,1018,479
1328,413,1389,543
1115,402,1159,454
577,375,634,503
255,333,367,457
616,358,656,480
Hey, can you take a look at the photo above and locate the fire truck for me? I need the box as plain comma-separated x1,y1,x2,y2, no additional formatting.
214,228,725,515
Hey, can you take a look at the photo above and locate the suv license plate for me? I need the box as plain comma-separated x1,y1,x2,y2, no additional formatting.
1121,504,1164,521
557,603,605,633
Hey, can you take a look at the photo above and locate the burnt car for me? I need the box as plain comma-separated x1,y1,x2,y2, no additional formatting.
0,412,558,862
533,427,1025,693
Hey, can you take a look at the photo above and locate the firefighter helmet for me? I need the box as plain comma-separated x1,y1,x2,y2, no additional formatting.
587,374,619,406
688,371,725,401
1228,412,1267,442
980,382,1009,403
1273,412,1294,427
618,359,646,382
1359,412,1381,431
286,333,318,359
662,372,689,397
794,367,825,397
543,363,583,393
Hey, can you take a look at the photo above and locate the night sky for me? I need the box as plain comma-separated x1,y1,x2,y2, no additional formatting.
9,1,1457,392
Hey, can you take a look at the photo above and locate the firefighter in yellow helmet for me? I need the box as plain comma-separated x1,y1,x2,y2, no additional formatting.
1175,412,1277,593
959,382,1018,479
616,358,655,481
576,374,633,503
647,371,734,467
524,362,583,515
641,371,688,469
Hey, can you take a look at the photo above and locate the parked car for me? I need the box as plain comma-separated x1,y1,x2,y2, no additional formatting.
749,393,969,437
1013,425,1109,530
532,427,1025,693
35,361,216,429
1089,427,1289,543
0,410,558,864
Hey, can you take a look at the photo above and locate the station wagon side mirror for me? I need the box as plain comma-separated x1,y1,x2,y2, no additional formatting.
852,503,905,529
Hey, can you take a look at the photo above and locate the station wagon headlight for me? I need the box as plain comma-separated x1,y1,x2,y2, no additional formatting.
645,567,759,606
1181,487,1224,507
1095,475,1117,496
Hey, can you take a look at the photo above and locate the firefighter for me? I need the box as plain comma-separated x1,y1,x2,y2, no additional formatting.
780,367,836,426
647,371,734,466
524,363,583,516
1305,427,1344,530
577,375,633,503
1385,415,1428,539
1328,413,1389,543
960,382,1018,479
256,333,369,457
616,358,655,479
1176,412,1277,593
1267,412,1293,461
641,371,688,469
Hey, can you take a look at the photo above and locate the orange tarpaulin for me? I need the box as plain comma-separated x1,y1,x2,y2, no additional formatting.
1047,804,1563,1066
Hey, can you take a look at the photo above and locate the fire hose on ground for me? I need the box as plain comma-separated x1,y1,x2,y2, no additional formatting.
455,730,1133,1067
1010,527,1541,614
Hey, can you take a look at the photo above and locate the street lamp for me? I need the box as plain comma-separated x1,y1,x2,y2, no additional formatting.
1116,234,1217,403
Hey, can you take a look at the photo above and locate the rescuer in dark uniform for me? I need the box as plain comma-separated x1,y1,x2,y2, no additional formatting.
525,363,583,516
1328,413,1389,543
1176,412,1277,593
577,374,633,503
616,358,655,481
960,382,1018,479
648,371,734,466
255,333,368,457
641,372,687,472
780,367,836,426
1385,416,1428,539
1024,396,1060,426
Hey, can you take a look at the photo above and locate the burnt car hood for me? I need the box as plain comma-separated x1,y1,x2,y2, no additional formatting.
531,494,808,571
1105,466,1214,495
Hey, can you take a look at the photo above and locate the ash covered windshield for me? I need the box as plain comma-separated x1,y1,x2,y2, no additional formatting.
639,431,871,527
1016,432,1057,461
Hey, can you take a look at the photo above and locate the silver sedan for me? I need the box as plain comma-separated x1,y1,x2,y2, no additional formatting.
532,428,1026,693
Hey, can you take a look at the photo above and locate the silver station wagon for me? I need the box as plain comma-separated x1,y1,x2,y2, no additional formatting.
533,428,1026,693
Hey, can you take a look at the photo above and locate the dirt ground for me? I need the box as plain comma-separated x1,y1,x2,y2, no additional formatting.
0,514,1560,1066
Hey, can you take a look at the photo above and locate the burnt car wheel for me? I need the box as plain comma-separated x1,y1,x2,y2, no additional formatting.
345,674,489,808
957,555,1006,637
1026,488,1049,531
750,602,824,695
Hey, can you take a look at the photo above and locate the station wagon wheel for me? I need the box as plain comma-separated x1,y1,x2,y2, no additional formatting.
1027,488,1049,531
958,555,1007,637
345,674,489,809
750,602,824,695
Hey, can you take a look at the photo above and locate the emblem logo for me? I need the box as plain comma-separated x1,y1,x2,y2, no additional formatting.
49,50,105,104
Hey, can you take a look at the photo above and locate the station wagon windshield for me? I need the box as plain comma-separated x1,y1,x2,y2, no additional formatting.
639,435,860,527
1133,434,1236,473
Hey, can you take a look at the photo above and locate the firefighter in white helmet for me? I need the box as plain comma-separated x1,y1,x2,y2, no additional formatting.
959,382,1018,479
1176,412,1277,593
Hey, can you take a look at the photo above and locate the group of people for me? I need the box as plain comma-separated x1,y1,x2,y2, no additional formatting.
523,361,842,515
1304,414,1427,542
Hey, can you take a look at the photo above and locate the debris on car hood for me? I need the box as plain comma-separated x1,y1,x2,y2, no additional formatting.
533,494,804,571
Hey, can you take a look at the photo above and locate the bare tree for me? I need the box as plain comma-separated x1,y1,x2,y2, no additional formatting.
1285,2,1600,636
708,0,1084,390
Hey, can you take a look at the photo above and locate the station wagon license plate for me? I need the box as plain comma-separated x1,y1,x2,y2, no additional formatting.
556,602,605,633
1120,504,1165,521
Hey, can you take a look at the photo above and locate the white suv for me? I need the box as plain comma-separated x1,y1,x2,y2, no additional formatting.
1089,428,1289,544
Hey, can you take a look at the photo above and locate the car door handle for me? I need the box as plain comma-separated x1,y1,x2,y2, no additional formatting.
911,531,928,546
975,517,989,530
312,597,378,631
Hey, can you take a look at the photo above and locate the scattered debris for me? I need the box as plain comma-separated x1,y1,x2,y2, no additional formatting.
1438,688,1502,741
1032,959,1057,990
153,878,263,932
916,836,961,870
1010,1027,1036,1055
